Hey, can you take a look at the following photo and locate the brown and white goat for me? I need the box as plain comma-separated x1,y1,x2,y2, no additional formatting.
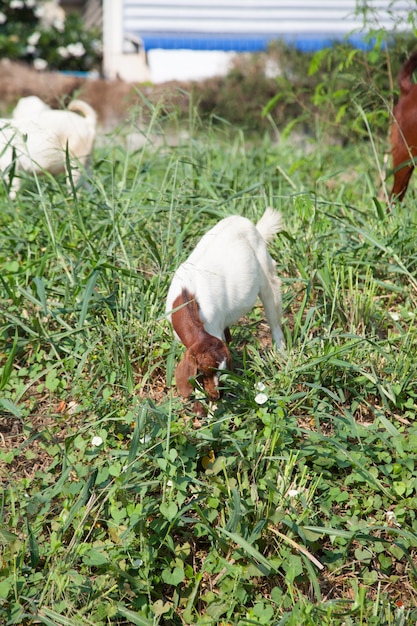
166,207,285,415
390,51,417,203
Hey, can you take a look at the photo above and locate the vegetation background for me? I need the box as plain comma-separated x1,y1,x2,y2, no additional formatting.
1,2,417,625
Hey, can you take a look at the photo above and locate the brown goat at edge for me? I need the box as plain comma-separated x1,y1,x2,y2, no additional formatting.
390,50,417,203
171,289,231,417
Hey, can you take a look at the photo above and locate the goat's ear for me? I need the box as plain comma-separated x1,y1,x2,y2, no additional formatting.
175,350,197,398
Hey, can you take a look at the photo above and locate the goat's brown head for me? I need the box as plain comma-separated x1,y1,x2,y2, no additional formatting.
175,336,231,413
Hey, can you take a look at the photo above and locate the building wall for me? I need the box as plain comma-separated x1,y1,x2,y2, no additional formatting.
102,0,415,82
121,0,414,51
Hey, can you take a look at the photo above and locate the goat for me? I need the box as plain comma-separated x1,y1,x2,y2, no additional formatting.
0,97,97,198
166,207,285,415
390,51,417,203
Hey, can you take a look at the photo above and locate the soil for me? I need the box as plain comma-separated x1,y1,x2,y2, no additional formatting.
0,58,192,131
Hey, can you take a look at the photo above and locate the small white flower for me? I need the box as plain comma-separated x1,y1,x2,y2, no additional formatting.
166,480,173,487
122,465,128,473
57,46,69,58
10,1,24,9
33,58,48,71
91,436,103,447
386,510,400,527
132,558,143,568
26,45,36,54
0,12,7,24
139,434,151,444
288,489,300,498
27,31,41,46
67,401,78,415
53,18,65,32
389,311,400,321
255,392,268,405
255,381,266,392
66,42,86,58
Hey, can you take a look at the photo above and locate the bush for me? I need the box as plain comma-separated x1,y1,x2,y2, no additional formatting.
194,33,417,142
0,0,101,72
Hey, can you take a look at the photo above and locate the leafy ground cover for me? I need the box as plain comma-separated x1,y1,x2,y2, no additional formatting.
1,100,417,625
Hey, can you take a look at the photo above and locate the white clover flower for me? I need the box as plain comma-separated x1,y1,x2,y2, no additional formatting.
385,510,400,527
0,12,7,24
255,381,266,392
33,58,48,71
27,31,41,46
288,489,300,498
91,435,103,447
66,42,86,58
255,392,268,405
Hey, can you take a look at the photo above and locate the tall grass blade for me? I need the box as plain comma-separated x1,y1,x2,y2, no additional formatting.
33,276,48,315
77,269,98,329
116,604,153,625
268,526,324,570
218,527,274,574
26,517,40,568
0,329,18,390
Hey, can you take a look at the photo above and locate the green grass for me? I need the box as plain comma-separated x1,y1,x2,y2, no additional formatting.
1,107,417,626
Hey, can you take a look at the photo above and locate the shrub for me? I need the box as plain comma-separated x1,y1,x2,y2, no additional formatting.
0,0,101,72
193,32,417,142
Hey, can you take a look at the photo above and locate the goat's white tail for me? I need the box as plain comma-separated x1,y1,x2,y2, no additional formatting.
68,99,97,125
255,207,284,243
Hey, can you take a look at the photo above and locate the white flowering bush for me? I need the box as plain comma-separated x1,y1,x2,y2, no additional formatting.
0,0,102,72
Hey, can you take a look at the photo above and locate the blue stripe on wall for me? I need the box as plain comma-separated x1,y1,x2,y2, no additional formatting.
139,32,372,52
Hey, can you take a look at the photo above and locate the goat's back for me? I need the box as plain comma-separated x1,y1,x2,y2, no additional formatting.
190,208,282,259
181,212,274,273
13,95,51,119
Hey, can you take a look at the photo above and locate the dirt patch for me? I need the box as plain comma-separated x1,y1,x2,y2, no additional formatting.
0,396,80,485
0,59,192,131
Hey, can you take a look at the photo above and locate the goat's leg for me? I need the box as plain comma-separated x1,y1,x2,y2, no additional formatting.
390,125,416,202
390,162,414,202
260,274,284,349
